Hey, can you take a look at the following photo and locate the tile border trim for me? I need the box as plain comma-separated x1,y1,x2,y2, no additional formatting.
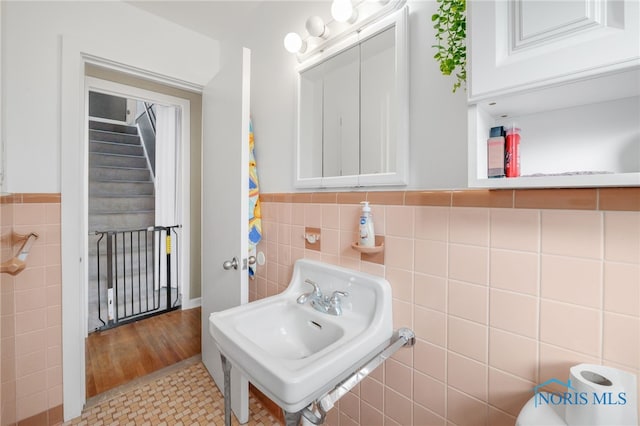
1,193,61,204
261,188,640,211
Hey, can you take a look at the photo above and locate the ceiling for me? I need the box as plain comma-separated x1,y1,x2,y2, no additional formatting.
127,1,267,40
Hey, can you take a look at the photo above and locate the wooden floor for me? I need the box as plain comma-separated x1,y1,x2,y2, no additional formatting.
85,307,201,398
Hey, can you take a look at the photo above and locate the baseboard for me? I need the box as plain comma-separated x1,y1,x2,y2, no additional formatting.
182,296,201,310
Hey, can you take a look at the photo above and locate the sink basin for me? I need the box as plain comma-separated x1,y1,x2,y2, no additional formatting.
209,259,393,413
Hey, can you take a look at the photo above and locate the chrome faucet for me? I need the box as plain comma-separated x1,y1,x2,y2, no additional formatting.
297,279,349,316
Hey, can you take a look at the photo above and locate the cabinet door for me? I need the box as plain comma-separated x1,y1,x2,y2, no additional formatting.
469,0,640,100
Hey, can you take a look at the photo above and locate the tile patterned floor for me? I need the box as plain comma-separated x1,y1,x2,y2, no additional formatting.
64,357,281,426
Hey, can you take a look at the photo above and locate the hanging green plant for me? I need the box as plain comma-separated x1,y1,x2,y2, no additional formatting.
432,0,467,93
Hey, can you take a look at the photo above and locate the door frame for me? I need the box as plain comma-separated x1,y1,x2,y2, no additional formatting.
61,36,209,420
84,76,193,331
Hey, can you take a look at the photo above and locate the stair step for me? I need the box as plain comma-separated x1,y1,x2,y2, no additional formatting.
89,195,155,212
89,180,155,197
90,152,148,169
90,140,145,156
89,120,138,135
90,129,141,145
90,166,152,182
89,211,155,233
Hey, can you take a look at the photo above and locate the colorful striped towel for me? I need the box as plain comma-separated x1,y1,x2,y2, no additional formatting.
248,120,262,278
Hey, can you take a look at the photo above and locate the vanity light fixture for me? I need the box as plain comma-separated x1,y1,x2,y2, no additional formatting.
306,16,329,39
284,32,307,54
283,0,406,62
331,0,358,24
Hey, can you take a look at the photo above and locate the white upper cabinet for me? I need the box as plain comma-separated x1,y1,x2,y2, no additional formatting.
468,0,640,188
468,0,640,100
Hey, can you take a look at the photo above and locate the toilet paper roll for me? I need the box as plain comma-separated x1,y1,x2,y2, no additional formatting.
565,364,638,426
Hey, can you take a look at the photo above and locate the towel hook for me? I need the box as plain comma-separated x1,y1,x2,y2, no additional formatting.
1,232,39,276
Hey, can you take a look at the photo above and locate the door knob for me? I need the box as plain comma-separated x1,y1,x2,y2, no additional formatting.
248,256,256,265
222,257,239,270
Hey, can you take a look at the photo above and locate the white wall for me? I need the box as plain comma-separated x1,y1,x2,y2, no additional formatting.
230,0,468,192
2,1,219,193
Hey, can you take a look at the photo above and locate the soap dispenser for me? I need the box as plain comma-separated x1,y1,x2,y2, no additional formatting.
359,201,375,247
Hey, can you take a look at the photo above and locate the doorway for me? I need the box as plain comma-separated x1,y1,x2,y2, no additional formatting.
86,86,182,332
83,75,195,397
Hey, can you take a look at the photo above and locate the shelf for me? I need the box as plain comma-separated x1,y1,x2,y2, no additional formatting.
351,242,385,254
468,76,640,189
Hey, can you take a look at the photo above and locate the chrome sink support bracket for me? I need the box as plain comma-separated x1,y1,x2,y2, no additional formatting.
301,327,416,425
221,354,232,426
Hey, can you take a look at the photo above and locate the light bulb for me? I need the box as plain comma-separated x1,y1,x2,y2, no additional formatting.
331,0,356,23
306,16,329,38
283,32,306,53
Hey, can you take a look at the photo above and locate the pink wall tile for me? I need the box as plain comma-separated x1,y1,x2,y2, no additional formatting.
16,390,47,421
414,272,446,312
339,205,360,233
386,206,414,238
540,300,601,357
447,352,488,401
449,208,489,246
489,329,537,382
414,306,445,347
449,281,488,324
16,349,46,378
541,210,602,259
489,289,537,338
276,203,292,224
604,262,640,317
13,204,46,226
386,267,412,303
604,211,640,263
413,403,445,426
414,370,445,417
448,316,487,363
447,387,488,426
449,244,488,285
488,406,517,426
320,228,339,256
384,236,414,271
414,240,447,277
321,204,340,229
603,313,639,369
541,255,602,308
360,376,383,408
384,388,412,425
214,198,640,425
360,401,383,426
488,368,535,416
490,249,538,296
304,204,322,228
414,340,445,381
291,204,305,226
414,206,448,241
385,358,413,398
339,391,360,423
490,209,539,252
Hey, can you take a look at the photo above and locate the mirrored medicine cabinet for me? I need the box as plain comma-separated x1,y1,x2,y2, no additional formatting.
295,6,409,188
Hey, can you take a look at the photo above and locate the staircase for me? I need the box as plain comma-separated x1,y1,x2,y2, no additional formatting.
88,120,155,231
88,120,157,331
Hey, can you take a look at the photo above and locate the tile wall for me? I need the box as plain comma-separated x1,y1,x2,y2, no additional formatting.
1,194,63,426
253,189,640,426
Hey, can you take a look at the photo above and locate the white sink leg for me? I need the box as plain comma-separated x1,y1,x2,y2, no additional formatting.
221,354,232,426
284,410,303,426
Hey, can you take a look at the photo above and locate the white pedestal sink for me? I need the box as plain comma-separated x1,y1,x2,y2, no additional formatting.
209,259,394,419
